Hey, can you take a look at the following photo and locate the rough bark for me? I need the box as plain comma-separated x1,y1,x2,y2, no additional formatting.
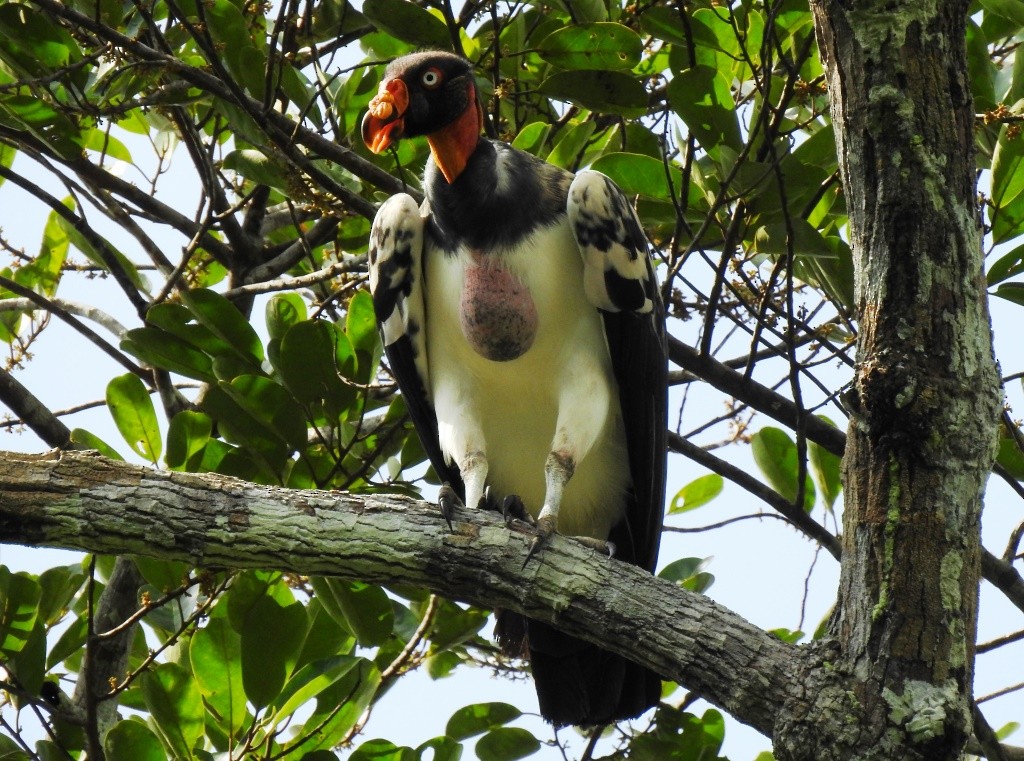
783,0,1004,759
3,443,1021,759
0,449,796,738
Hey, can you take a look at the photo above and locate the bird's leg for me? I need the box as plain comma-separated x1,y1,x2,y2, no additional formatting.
525,370,617,562
535,450,574,535
460,450,489,511
436,450,488,528
525,449,614,563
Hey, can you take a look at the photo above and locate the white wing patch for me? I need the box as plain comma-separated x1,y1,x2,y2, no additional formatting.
367,193,430,393
568,170,655,314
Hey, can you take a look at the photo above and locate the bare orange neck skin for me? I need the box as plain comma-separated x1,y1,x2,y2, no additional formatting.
426,83,483,184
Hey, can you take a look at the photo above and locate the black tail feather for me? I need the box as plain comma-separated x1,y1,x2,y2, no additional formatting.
495,610,661,727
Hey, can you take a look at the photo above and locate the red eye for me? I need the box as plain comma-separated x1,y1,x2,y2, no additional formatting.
421,68,443,88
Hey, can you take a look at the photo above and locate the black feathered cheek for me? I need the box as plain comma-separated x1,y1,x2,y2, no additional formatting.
404,72,471,135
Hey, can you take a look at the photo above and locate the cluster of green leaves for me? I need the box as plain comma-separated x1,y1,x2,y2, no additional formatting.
0,0,1023,758
97,287,417,491
0,559,511,760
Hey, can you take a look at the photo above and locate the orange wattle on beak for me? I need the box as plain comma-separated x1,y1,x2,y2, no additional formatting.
361,78,410,154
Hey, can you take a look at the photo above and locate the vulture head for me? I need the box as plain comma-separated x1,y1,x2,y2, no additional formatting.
361,51,483,183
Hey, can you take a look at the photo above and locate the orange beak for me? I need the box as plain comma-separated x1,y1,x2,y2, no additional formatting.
361,78,410,154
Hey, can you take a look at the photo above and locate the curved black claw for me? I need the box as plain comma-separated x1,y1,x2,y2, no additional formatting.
523,515,556,568
438,482,464,531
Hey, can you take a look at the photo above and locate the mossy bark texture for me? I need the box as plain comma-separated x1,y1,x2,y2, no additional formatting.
777,0,1003,759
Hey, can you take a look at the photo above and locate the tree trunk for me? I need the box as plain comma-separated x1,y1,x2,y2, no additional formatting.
775,0,1004,759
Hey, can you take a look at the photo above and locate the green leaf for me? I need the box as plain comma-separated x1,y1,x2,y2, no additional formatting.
426,650,463,679
52,198,146,291
808,417,843,511
750,427,816,511
996,721,1021,741
0,731,28,757
668,474,723,514
537,23,642,71
276,320,355,415
993,282,1024,306
416,736,463,761
289,659,382,752
347,289,379,356
31,210,69,296
979,0,1024,26
241,594,308,708
769,627,805,645
511,122,550,155
83,128,132,162
753,219,834,258
0,4,80,70
145,302,230,357
141,662,204,759
204,0,267,96
121,327,217,382
46,616,87,669
106,373,161,463
538,70,647,117
223,149,288,190
190,616,247,735
350,739,416,761
296,599,356,668
69,428,124,460
10,620,45,695
639,6,688,46
36,566,85,626
696,708,726,752
987,241,1024,285
179,289,265,369
690,7,743,58
991,126,1024,242
588,152,683,201
0,568,40,657
267,293,307,341
310,577,394,647
996,434,1024,480
165,410,213,471
200,382,291,467
446,702,522,740
667,65,743,157
224,374,308,451
658,557,715,593
427,600,488,650
545,121,597,170
474,728,539,761
966,19,997,111
132,557,189,592
361,0,451,49
105,720,166,761
632,705,726,757
270,655,361,726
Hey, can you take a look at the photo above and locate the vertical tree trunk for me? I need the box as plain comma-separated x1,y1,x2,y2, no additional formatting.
776,0,1003,759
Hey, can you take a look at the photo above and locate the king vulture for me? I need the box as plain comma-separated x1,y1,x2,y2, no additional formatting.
361,51,667,727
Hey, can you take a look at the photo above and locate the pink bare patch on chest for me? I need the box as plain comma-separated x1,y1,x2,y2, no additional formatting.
459,255,539,362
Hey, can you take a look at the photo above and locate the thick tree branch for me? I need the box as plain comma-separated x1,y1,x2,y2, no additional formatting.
0,448,796,739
